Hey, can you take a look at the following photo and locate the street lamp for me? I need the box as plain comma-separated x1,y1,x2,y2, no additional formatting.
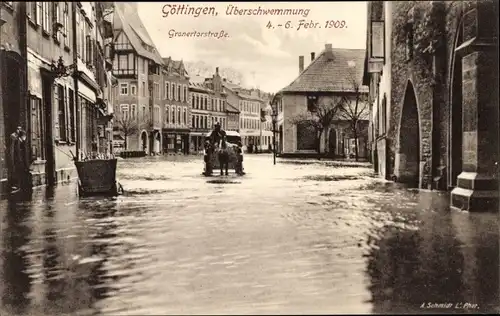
271,103,278,165
50,56,75,78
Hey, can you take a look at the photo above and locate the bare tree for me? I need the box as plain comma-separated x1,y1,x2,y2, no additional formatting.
114,111,138,150
338,68,370,161
288,98,343,158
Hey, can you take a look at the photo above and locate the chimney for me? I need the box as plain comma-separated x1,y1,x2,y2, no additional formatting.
325,44,333,60
311,52,315,61
299,55,304,73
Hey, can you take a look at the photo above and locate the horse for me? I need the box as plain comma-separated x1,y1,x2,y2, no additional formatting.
217,139,230,176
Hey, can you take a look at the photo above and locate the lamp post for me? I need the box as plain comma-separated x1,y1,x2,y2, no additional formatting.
271,104,278,165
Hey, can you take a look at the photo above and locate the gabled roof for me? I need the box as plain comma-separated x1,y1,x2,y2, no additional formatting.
113,3,163,65
280,47,368,93
225,102,240,113
162,57,188,77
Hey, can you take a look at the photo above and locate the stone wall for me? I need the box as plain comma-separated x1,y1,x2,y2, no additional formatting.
388,1,469,189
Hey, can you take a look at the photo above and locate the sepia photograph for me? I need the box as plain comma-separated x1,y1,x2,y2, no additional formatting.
0,1,498,315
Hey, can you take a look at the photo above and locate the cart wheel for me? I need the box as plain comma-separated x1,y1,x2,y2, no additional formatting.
117,182,124,195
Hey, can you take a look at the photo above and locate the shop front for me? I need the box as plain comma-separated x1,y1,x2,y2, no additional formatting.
162,128,190,155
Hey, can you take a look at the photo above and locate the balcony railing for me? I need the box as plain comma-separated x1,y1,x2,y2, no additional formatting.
113,69,137,77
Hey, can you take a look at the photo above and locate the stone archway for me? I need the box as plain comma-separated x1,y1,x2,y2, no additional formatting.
140,131,148,152
396,81,420,188
448,16,464,189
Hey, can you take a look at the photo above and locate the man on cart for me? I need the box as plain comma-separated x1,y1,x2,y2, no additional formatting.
204,122,226,176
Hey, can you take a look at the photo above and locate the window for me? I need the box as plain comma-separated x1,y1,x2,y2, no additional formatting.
141,105,146,121
120,104,129,121
53,3,61,41
130,84,136,95
177,85,181,101
171,107,175,124
155,83,160,99
191,115,195,128
183,108,187,125
130,104,137,120
165,82,169,99
42,2,50,32
184,86,188,102
120,83,128,95
177,107,181,123
142,81,146,96
63,2,70,47
68,88,75,142
165,106,170,124
192,95,195,107
171,83,175,100
307,95,318,112
54,85,67,141
30,97,44,160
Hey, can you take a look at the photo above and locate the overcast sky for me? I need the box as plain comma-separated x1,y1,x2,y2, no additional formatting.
138,2,367,93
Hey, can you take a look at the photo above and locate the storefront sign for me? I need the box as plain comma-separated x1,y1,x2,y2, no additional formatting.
27,65,43,98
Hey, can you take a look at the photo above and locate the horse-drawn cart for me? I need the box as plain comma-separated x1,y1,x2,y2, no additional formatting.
203,131,244,176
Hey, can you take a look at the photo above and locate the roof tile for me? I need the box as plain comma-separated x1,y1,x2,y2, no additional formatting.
281,47,368,93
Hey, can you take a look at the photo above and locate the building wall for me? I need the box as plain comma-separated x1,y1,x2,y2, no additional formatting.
163,73,190,131
226,112,240,131
0,1,24,191
282,93,369,156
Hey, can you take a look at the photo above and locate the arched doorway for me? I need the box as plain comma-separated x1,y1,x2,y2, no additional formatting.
140,131,148,152
398,81,420,188
328,128,337,156
448,18,464,189
1,51,26,182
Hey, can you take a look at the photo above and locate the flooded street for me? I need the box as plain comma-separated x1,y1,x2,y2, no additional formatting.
0,155,498,315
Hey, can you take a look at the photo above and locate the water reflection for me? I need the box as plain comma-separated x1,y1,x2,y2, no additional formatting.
82,200,118,302
1,198,33,315
366,208,499,314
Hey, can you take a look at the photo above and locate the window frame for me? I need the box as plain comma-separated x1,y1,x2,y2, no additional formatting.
119,83,129,95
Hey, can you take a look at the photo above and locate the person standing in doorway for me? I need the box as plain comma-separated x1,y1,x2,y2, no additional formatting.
8,127,29,193
17,130,31,191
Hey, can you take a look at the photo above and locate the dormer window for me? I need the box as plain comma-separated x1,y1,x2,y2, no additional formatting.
307,95,318,112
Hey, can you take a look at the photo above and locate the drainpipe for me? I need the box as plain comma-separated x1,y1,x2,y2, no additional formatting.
72,2,80,161
20,2,30,163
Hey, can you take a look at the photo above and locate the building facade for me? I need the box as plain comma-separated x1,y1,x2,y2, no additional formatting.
0,1,26,193
277,44,369,158
225,102,240,132
161,57,191,154
189,81,214,153
0,2,114,194
363,0,499,212
111,2,164,155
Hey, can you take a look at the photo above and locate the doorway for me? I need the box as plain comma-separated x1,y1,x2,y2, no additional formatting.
398,81,420,188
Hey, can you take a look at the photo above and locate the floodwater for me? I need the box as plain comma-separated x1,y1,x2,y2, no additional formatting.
0,155,498,315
